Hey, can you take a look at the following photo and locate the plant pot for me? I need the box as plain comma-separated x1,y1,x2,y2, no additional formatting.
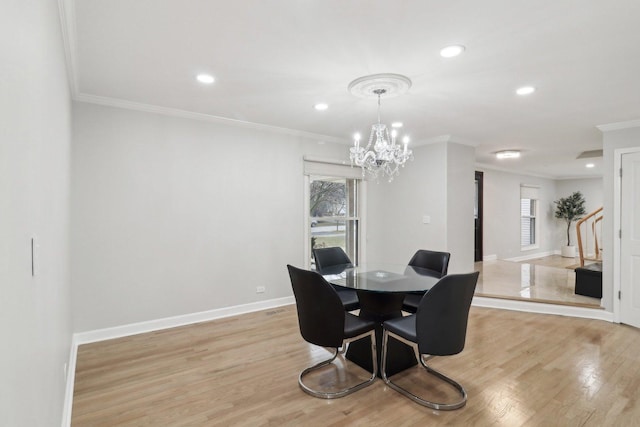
561,245,576,258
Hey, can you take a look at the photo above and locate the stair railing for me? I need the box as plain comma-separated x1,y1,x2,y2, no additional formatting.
576,206,603,267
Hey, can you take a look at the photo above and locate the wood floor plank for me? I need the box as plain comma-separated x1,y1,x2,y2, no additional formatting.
72,305,640,426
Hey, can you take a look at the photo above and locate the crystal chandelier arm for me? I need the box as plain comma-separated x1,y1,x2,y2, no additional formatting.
347,78,413,182
362,150,377,165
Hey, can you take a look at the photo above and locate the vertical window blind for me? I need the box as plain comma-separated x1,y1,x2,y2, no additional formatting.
520,185,540,247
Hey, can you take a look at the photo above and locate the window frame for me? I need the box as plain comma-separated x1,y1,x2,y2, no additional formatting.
303,158,367,269
519,184,540,252
308,176,360,267
520,197,538,250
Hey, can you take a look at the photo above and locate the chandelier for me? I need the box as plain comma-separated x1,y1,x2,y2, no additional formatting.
348,74,413,182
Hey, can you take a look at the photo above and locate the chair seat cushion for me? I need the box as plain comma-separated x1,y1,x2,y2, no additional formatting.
344,313,376,339
383,314,417,343
336,288,360,311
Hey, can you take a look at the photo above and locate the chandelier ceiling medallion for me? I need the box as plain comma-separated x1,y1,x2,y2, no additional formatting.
348,73,413,182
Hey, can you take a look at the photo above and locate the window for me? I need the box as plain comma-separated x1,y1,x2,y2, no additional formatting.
520,198,537,246
520,185,540,249
303,159,365,268
309,176,360,267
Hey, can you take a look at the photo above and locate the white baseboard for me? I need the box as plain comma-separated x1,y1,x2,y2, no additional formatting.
61,296,295,426
483,254,497,261
472,296,614,322
61,335,78,427
73,296,295,345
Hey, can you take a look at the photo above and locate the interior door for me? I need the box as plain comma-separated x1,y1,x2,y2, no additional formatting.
620,151,640,328
474,171,484,262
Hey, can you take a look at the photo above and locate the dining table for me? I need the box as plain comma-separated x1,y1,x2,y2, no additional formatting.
322,263,442,377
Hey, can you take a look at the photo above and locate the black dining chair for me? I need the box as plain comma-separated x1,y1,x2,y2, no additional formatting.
381,272,479,410
287,265,377,398
313,247,360,312
402,249,451,313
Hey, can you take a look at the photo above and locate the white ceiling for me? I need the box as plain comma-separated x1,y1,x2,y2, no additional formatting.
62,0,640,178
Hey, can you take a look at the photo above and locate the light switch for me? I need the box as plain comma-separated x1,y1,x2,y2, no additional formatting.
422,215,431,224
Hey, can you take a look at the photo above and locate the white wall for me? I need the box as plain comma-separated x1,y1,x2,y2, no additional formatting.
366,141,475,273
479,168,557,260
71,119,479,333
601,126,640,312
480,169,604,260
367,143,448,264
446,142,476,272
0,1,72,425
555,177,603,249
71,103,348,332
555,178,603,214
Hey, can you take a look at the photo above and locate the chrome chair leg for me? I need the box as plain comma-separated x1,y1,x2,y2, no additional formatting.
381,330,467,410
298,330,377,399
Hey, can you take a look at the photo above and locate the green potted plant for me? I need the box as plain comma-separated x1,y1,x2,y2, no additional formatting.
554,191,587,257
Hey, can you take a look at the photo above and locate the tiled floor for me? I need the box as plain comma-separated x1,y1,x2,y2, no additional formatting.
475,256,602,308
517,254,583,269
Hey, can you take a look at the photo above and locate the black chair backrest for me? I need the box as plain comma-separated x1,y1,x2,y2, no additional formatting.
416,272,479,356
287,265,346,348
313,247,353,273
408,249,451,278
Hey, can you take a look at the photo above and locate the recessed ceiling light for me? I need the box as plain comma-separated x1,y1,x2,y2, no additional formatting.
314,103,329,111
496,150,521,159
586,163,595,168
391,122,403,128
196,74,215,84
440,45,465,58
516,86,535,95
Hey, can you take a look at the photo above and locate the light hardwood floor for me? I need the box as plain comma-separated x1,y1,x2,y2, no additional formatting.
72,305,640,426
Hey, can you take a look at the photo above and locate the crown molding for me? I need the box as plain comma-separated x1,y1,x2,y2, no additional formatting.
74,93,348,143
58,0,79,97
475,163,601,181
474,162,557,179
597,119,640,132
553,174,602,181
446,134,480,147
413,134,479,147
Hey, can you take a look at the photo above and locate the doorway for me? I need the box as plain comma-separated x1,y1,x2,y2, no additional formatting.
475,171,484,262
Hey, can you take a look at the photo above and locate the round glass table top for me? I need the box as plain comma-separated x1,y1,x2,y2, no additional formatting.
321,263,441,293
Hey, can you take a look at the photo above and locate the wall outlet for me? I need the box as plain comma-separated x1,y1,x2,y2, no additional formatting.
422,215,431,224
256,286,266,293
